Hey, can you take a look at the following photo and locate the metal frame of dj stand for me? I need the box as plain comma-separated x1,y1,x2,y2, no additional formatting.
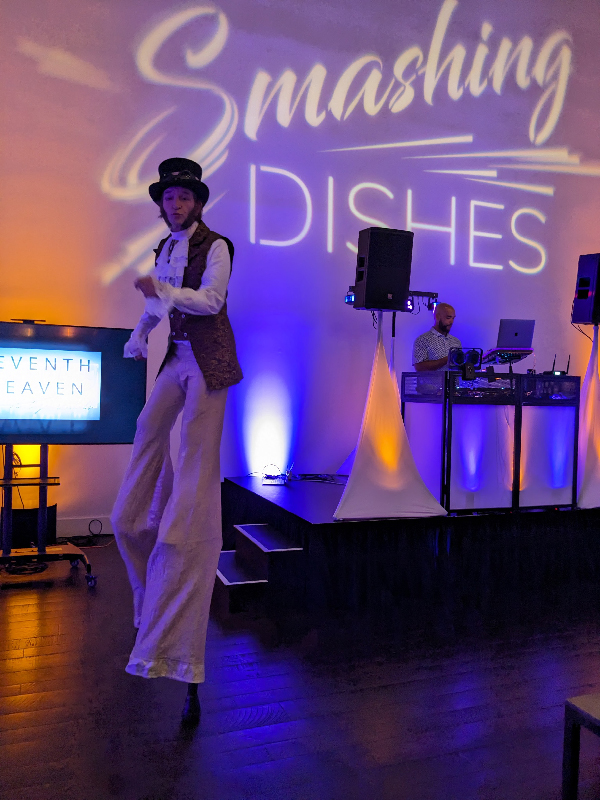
401,371,580,515
0,443,96,586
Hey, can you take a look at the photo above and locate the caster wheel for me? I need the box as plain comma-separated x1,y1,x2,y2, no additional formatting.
86,575,97,588
69,559,79,568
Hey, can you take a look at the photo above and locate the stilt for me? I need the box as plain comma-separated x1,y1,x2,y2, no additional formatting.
181,682,200,726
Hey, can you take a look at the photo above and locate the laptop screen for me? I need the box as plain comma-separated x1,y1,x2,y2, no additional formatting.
496,319,535,349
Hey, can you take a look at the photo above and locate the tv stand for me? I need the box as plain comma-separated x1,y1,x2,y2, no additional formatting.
0,444,97,587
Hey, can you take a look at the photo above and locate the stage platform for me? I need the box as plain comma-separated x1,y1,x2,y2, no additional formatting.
225,476,347,527
220,477,600,619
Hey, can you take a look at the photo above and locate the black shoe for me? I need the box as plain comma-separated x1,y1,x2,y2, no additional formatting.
181,693,201,726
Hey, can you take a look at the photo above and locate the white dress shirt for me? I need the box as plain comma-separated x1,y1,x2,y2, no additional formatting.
124,222,231,359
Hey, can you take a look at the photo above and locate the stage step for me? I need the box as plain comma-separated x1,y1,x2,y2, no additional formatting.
213,525,305,615
234,523,302,580
213,549,268,615
216,549,268,586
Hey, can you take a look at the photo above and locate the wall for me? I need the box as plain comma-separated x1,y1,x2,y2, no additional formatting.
0,0,599,516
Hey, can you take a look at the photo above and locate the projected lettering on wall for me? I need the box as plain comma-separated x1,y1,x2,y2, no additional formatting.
101,6,237,203
97,0,599,284
244,0,571,146
0,349,101,421
249,166,548,272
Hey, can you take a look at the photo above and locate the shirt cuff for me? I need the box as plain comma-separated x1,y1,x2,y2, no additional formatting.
124,330,148,359
123,311,161,359
150,279,175,316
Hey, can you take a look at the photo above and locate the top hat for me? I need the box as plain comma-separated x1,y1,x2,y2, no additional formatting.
149,157,210,205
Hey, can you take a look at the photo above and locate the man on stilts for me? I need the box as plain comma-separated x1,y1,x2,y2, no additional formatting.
111,157,242,725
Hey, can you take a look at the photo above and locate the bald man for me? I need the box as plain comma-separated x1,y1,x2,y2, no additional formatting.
412,303,461,372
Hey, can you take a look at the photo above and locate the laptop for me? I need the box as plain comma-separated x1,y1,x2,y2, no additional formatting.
496,319,535,349
482,319,535,365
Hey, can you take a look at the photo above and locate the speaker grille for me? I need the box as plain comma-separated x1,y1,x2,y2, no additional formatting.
353,228,413,310
572,253,600,325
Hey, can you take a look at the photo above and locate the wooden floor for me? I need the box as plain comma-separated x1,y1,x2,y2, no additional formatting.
3,543,600,800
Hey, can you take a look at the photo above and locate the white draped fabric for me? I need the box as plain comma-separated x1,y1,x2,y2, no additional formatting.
578,325,600,508
334,330,447,521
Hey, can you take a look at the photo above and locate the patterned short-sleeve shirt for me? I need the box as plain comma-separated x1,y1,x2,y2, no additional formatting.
412,327,461,370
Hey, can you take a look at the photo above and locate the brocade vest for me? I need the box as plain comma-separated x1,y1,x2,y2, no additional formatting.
156,221,243,391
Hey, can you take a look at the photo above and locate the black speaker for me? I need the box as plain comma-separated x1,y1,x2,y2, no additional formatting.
572,253,600,324
352,227,413,310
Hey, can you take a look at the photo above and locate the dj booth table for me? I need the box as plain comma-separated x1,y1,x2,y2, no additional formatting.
401,372,580,513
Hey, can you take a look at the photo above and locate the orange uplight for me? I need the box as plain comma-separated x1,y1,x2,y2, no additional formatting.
362,341,406,488
374,428,401,474
13,445,39,465
518,411,527,491
586,394,600,463
580,338,600,464
8,445,59,510
12,445,40,509
576,327,600,508
335,338,445,520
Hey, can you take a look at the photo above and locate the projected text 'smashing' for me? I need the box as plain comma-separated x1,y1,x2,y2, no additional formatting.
0,349,101,421
95,1,600,288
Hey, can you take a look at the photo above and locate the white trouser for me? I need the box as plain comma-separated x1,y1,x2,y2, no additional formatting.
111,343,227,683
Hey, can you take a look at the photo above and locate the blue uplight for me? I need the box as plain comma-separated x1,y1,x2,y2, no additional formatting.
549,408,573,489
459,408,485,492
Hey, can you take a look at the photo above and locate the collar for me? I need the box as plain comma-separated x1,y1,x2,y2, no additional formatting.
169,220,199,242
430,326,453,339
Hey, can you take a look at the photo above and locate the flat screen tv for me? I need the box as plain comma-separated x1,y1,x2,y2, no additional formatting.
0,321,147,444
